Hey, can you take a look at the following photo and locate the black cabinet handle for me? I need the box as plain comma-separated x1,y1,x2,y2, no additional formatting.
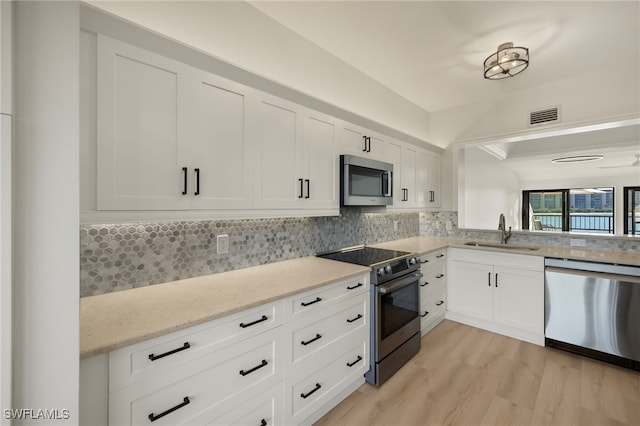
420,281,429,287
367,136,372,152
239,359,268,376
239,315,268,329
347,282,363,290
436,254,445,258
347,314,363,323
488,272,491,287
148,396,190,422
300,383,321,399
421,311,429,318
362,135,368,152
436,274,445,279
298,178,304,198
420,259,429,264
301,297,322,307
260,420,267,426
181,167,188,195
194,168,200,195
305,179,310,199
148,342,190,361
436,300,444,306
495,273,499,288
347,355,363,367
301,333,322,346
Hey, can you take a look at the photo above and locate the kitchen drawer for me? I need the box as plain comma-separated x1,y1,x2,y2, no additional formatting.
286,341,368,425
419,249,446,268
420,285,446,320
287,274,368,318
203,383,284,426
289,296,367,368
110,300,283,391
419,265,446,292
109,328,283,426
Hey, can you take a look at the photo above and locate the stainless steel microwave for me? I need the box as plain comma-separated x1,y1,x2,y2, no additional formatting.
340,155,393,207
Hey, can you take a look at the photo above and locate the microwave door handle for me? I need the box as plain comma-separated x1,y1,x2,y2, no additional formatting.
382,171,392,197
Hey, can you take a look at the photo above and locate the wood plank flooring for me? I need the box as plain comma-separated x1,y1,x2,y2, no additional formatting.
315,320,640,426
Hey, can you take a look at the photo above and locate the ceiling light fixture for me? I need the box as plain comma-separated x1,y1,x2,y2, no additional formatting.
551,155,604,163
484,42,529,80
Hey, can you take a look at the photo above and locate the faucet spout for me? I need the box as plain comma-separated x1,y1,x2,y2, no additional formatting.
498,214,512,244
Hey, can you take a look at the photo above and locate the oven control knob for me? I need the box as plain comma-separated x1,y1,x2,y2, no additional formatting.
385,265,393,274
377,268,385,276
409,257,418,265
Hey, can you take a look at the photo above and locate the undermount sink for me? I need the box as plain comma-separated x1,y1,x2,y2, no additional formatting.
463,241,540,251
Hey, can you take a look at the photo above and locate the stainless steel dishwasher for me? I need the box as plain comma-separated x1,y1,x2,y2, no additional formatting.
545,258,640,370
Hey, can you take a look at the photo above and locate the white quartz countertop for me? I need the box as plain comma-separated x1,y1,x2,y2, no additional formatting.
80,257,369,359
81,236,639,359
373,236,640,267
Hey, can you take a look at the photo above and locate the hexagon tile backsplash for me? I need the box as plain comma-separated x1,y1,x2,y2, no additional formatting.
80,209,419,297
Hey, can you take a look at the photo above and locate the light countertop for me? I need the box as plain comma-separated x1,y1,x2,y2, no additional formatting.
80,257,369,359
81,236,639,359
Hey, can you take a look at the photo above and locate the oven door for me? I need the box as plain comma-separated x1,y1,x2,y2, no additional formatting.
376,271,421,361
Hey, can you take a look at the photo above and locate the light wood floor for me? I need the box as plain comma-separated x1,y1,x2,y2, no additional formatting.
315,320,640,426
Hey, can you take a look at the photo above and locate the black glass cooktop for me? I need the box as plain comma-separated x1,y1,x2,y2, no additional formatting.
318,246,411,267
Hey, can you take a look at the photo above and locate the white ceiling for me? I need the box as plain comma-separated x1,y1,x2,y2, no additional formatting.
250,1,640,112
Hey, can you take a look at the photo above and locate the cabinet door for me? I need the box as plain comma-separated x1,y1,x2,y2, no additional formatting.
97,35,190,210
447,260,493,321
187,70,253,209
253,93,303,209
427,153,442,208
302,111,338,210
493,266,543,334
338,122,383,160
401,144,418,207
416,150,429,207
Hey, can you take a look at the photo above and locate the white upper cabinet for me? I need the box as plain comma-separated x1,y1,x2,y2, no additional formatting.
385,139,424,209
253,93,303,210
97,35,190,210
187,69,253,209
338,122,384,160
97,35,252,211
426,152,442,208
253,93,338,211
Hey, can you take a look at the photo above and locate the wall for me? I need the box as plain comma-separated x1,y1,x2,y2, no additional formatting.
80,209,419,297
13,2,79,424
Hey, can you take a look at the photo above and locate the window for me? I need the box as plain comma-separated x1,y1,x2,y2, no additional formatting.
523,188,614,234
624,186,640,235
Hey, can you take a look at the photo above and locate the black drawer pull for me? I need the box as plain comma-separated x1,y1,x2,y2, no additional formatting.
300,383,321,399
301,333,322,346
347,355,363,367
260,420,267,426
436,254,445,258
420,281,429,287
347,282,363,290
421,311,429,318
436,274,445,279
239,359,268,376
239,315,268,329
148,396,190,422
148,342,190,361
301,297,322,307
420,259,429,264
436,300,445,306
347,314,363,323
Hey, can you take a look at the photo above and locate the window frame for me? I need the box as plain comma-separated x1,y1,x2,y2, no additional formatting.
623,186,640,235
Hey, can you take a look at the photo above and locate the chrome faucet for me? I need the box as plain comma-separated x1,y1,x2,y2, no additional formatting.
498,213,512,244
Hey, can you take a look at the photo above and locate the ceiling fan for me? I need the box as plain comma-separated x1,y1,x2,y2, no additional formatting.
599,154,640,169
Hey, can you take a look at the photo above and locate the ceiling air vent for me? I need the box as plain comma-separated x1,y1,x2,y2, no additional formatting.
529,107,560,127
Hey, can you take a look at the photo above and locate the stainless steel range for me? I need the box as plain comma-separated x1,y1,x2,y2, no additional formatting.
318,245,422,386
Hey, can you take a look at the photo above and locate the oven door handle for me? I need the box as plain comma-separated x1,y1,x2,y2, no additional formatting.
377,272,423,294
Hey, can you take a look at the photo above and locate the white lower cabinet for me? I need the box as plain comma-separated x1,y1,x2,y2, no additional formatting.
418,249,447,335
92,273,369,426
446,248,544,345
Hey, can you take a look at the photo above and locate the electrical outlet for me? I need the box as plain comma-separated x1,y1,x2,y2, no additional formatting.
393,221,399,232
446,220,453,231
570,238,586,247
217,234,229,254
